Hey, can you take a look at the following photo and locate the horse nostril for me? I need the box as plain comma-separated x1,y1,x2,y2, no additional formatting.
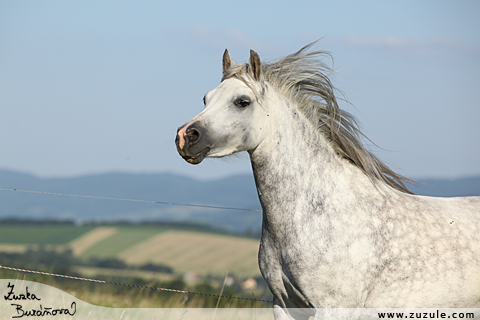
186,127,200,144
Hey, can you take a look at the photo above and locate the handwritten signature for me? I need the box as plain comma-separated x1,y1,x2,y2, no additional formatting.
4,282,76,318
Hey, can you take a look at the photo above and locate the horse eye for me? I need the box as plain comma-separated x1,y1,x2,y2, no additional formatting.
234,98,250,108
203,96,206,105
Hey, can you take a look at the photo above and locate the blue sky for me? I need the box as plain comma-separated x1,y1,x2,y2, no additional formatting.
1,1,479,180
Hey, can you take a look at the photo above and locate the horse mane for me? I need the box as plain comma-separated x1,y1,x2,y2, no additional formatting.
223,42,414,193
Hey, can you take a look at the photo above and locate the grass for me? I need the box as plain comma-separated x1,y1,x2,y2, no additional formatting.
0,268,272,308
72,265,177,282
0,222,267,310
0,225,95,244
0,223,273,315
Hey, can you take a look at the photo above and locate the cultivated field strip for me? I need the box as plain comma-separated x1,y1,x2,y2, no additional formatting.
0,225,95,244
0,244,28,253
78,227,165,260
69,227,117,255
0,225,262,278
118,230,261,277
0,225,97,253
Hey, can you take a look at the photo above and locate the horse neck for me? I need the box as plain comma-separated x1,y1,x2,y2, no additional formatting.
248,95,386,230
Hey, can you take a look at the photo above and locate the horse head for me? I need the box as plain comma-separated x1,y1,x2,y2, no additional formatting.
175,49,268,164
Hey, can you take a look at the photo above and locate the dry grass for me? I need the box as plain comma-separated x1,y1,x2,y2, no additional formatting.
0,225,272,309
0,244,27,253
72,265,176,282
0,269,271,309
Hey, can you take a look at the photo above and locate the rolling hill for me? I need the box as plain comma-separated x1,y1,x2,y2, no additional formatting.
0,223,262,279
0,169,479,233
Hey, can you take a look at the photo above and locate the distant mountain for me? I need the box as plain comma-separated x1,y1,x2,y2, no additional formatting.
0,170,261,233
407,176,480,197
0,170,478,232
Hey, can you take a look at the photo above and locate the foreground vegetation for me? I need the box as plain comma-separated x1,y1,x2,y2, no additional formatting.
0,268,271,308
0,220,272,308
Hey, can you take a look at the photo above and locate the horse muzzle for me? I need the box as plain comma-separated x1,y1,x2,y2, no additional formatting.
175,121,211,165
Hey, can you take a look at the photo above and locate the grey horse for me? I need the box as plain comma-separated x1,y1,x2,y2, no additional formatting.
175,43,480,319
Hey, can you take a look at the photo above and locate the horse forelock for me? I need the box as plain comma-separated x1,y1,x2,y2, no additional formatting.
222,42,414,193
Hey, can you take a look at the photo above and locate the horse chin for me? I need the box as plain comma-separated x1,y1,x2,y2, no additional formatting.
182,148,210,165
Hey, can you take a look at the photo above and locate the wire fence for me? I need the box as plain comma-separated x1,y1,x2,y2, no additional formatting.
0,188,262,212
0,265,272,303
0,187,270,304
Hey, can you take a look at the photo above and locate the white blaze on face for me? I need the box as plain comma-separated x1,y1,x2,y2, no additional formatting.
178,77,267,160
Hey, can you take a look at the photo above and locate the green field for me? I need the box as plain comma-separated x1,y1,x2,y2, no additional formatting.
0,223,270,307
0,225,95,244
79,226,168,260
0,224,262,278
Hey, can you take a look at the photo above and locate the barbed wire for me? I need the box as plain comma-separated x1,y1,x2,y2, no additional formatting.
0,265,272,303
0,188,262,212
0,188,269,304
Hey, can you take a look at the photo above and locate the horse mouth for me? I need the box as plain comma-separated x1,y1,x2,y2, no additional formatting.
181,147,210,165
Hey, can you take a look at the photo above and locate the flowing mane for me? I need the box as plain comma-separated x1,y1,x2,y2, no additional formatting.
222,42,414,193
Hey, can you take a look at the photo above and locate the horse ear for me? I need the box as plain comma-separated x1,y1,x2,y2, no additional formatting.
249,49,262,81
223,49,233,73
